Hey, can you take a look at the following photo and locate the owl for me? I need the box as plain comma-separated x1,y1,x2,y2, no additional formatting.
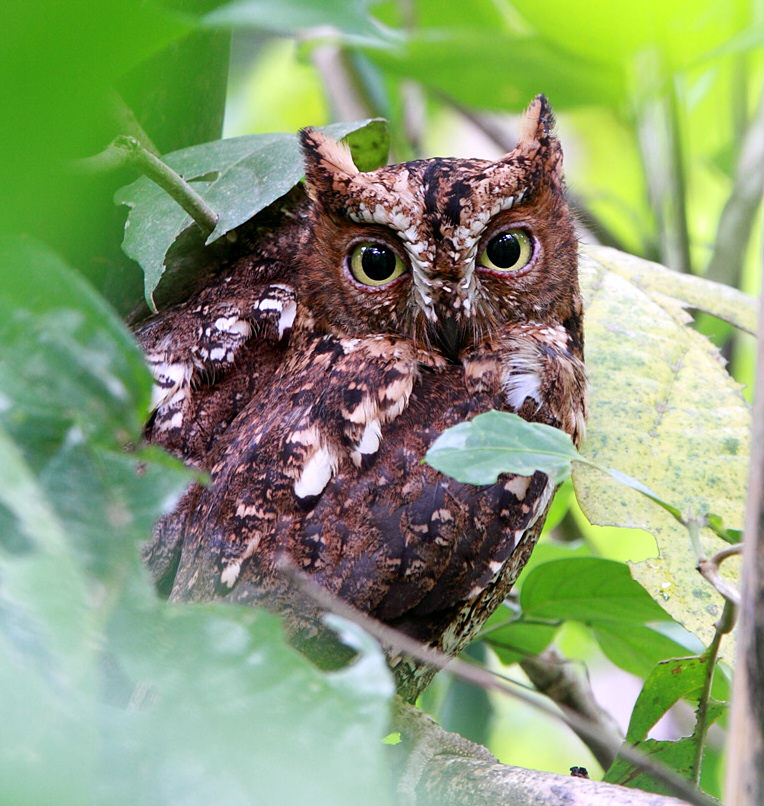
137,95,587,701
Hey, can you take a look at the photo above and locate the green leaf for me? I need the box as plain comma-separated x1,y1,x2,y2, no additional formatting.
593,622,704,679
102,606,394,806
625,657,707,742
482,617,559,666
604,656,727,793
607,737,700,795
425,410,578,485
203,0,393,47
0,238,151,459
0,240,395,805
574,245,750,649
704,513,742,545
520,558,672,626
116,119,389,309
363,30,623,112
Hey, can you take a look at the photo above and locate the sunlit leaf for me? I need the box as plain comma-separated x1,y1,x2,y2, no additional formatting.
590,245,758,335
574,246,750,648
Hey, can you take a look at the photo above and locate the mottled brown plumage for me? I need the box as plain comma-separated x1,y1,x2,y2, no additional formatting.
137,95,587,700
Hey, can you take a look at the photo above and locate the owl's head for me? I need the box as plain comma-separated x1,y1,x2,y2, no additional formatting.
299,95,579,360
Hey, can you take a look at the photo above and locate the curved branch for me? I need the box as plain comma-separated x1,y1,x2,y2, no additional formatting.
393,699,694,806
281,562,716,806
697,544,743,606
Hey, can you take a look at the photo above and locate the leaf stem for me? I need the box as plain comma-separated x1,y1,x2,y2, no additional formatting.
72,135,219,236
686,518,705,563
692,598,736,785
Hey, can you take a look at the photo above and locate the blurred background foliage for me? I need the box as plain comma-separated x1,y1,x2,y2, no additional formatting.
0,0,761,802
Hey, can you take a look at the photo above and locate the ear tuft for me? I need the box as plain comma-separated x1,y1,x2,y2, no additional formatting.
300,128,359,203
517,94,555,147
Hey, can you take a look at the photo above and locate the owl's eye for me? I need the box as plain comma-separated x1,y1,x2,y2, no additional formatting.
349,243,407,287
479,229,534,273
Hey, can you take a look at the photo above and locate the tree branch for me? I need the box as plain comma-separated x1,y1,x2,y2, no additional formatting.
392,699,693,806
633,55,692,274
725,163,764,804
697,545,743,607
72,135,219,236
281,562,716,806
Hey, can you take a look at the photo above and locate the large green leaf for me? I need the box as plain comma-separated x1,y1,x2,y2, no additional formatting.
520,558,672,625
0,240,395,806
574,246,750,648
116,119,389,309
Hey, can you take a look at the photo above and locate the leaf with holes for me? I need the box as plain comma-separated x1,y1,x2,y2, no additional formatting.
604,656,727,793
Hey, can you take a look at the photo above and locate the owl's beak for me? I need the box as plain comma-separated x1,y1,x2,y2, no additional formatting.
432,315,467,363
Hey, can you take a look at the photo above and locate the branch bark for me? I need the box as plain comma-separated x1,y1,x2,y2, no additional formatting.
392,699,693,806
282,563,716,806
725,173,764,804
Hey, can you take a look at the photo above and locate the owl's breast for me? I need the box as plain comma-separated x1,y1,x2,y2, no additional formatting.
169,351,552,653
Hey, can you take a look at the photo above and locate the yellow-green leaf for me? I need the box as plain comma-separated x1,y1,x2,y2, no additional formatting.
573,245,750,649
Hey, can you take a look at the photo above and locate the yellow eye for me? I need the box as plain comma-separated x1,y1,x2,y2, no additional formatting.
478,229,534,272
349,243,407,286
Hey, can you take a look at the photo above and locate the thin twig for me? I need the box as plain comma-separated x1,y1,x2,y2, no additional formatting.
310,43,377,122
697,545,743,607
71,136,219,236
692,599,736,785
280,562,716,806
633,56,692,274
